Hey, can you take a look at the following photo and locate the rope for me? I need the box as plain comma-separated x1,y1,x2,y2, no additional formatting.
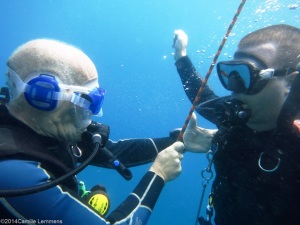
178,0,247,224
195,183,208,225
177,0,247,142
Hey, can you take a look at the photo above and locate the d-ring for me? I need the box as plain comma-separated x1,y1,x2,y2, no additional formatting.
71,145,82,158
201,168,214,181
258,152,281,172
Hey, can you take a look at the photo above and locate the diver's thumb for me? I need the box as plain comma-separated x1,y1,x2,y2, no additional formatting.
187,112,198,130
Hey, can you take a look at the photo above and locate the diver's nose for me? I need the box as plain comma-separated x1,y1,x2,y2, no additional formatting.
227,71,246,93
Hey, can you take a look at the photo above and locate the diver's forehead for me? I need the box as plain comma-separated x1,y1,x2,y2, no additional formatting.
234,42,278,69
233,52,267,69
83,79,99,89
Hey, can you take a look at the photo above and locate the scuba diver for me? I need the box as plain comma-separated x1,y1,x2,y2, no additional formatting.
0,39,188,224
173,24,300,225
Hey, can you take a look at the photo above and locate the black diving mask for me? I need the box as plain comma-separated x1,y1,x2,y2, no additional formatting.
217,60,291,95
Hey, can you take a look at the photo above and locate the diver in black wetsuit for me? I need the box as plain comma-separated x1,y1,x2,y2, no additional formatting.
173,24,300,225
0,39,187,224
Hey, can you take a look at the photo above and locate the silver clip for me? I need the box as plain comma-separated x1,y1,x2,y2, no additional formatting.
201,150,214,181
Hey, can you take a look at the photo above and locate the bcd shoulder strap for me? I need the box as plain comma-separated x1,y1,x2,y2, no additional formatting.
0,126,78,191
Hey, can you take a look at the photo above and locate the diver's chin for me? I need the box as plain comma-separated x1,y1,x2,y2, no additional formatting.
231,92,247,102
74,118,91,130
231,92,241,99
55,127,84,142
67,132,83,142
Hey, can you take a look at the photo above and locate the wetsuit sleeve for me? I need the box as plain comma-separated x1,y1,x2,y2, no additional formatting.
175,56,218,108
84,130,180,168
107,171,164,224
0,160,164,225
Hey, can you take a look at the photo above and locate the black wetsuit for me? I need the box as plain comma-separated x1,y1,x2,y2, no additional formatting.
175,56,300,225
0,105,177,224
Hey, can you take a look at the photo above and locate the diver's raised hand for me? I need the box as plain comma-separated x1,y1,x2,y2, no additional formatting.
150,142,184,182
183,113,217,153
172,29,188,61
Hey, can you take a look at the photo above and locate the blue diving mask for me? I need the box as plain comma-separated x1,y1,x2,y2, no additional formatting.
6,67,105,117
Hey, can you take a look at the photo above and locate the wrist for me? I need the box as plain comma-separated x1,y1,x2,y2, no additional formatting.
175,49,187,61
149,167,166,182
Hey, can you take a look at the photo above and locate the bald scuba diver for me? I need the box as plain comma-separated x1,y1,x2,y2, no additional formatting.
0,39,186,224
176,24,300,225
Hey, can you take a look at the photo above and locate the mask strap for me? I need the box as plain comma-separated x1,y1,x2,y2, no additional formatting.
6,67,28,101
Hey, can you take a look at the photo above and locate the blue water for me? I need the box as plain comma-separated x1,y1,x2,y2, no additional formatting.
0,0,299,224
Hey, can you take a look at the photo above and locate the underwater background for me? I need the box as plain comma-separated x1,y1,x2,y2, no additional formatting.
0,0,299,224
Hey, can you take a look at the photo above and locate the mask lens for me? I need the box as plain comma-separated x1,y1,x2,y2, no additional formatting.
217,62,252,93
73,105,93,128
88,88,105,115
71,88,105,116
